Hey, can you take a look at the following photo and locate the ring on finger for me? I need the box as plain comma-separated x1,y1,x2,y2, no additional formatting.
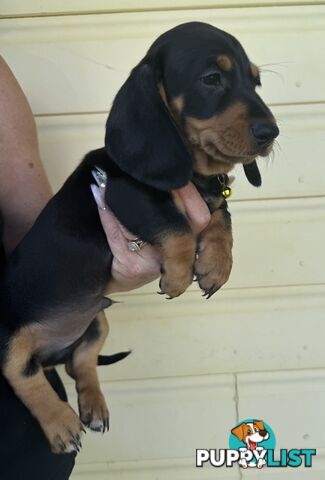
127,238,147,252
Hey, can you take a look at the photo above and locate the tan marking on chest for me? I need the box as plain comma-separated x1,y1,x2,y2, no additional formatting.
192,147,235,176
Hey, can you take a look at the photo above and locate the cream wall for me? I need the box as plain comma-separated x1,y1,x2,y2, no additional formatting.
1,1,325,478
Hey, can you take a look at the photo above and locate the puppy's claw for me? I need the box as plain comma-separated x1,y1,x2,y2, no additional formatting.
58,441,66,454
102,418,110,434
104,417,110,433
68,431,82,452
204,285,220,299
72,440,80,453
76,435,82,449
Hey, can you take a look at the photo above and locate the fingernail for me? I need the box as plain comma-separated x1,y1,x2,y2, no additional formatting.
90,184,107,210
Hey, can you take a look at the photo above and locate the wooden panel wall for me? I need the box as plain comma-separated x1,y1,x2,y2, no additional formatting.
1,1,324,478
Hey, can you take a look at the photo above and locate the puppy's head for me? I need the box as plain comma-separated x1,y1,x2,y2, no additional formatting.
106,22,279,190
231,420,269,449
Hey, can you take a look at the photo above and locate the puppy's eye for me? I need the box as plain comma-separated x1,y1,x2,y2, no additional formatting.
201,72,221,86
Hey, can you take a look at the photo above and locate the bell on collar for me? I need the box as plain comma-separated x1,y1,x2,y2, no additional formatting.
222,186,232,198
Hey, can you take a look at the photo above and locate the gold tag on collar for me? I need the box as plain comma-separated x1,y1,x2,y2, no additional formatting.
222,186,232,198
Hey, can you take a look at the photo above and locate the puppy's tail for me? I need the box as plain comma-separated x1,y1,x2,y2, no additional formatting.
97,350,131,366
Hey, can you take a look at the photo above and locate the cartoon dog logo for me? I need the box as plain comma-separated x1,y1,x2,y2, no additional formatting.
231,420,269,469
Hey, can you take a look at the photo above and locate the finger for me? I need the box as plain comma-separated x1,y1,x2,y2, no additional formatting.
91,184,161,294
175,182,211,234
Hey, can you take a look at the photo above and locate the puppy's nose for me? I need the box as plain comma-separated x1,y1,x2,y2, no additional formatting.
251,123,279,147
259,429,268,437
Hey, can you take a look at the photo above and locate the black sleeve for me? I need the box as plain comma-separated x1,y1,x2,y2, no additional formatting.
0,214,76,480
0,370,76,480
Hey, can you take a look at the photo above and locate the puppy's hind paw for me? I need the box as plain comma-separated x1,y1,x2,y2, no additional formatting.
79,389,110,433
44,404,84,454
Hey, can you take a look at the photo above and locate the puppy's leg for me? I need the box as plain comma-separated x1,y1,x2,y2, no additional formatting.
3,327,83,454
66,311,109,432
159,231,196,298
195,207,233,298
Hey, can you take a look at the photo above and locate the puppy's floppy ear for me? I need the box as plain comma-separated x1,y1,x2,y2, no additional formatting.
243,161,262,187
105,62,192,191
254,420,265,431
231,423,245,441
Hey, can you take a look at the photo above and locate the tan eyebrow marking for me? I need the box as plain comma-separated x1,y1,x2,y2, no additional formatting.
216,55,232,71
250,62,260,79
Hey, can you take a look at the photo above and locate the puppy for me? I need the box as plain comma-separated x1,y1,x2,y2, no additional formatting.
232,420,270,468
0,22,279,454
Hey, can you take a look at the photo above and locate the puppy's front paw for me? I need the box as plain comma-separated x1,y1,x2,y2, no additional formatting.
159,266,193,299
195,238,232,298
78,389,109,433
44,403,84,454
158,232,196,299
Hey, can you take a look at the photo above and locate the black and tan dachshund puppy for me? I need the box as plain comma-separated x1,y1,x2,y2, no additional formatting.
0,22,279,454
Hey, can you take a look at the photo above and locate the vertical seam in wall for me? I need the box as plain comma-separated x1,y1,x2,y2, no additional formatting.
234,373,239,426
234,373,243,480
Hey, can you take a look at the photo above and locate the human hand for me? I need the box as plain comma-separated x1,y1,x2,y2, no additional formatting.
90,181,211,294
